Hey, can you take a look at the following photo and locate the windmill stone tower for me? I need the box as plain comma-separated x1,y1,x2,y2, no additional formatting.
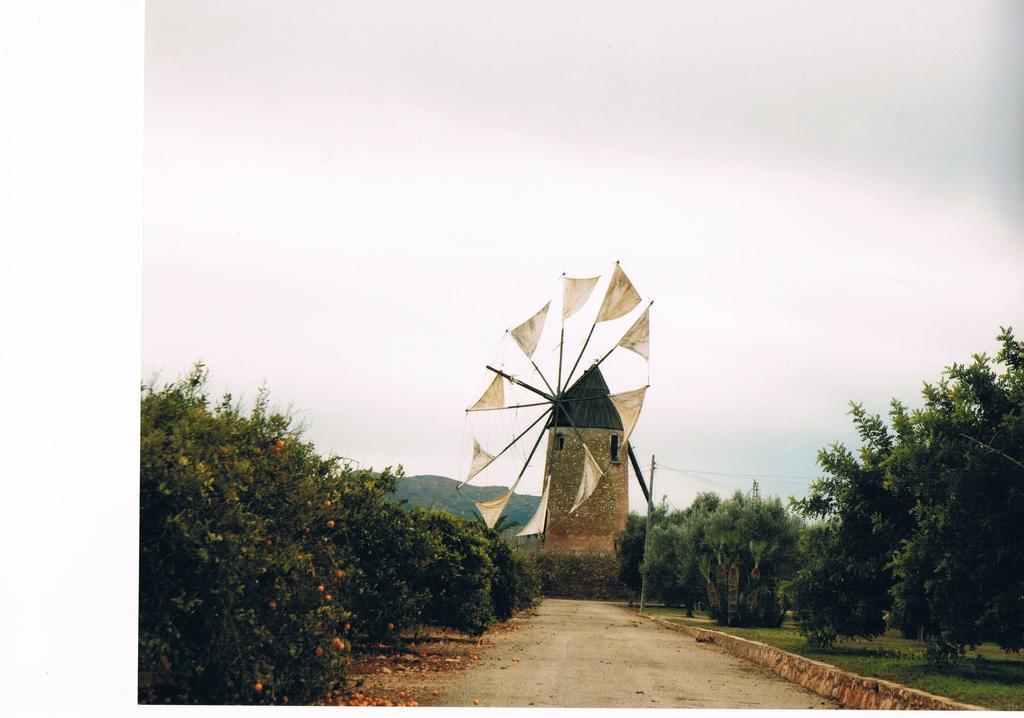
543,367,629,552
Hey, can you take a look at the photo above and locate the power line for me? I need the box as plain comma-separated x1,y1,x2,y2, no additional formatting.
654,464,818,486
658,467,744,492
657,465,817,481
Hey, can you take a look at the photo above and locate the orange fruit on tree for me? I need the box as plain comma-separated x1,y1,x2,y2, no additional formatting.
387,623,395,631
315,646,324,657
265,539,273,547
324,499,332,507
268,600,277,610
324,594,333,602
344,623,351,632
275,439,285,448
317,584,325,592
326,520,335,529
254,682,263,693
335,569,345,578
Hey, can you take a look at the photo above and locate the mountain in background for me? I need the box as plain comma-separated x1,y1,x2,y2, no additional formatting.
391,474,541,530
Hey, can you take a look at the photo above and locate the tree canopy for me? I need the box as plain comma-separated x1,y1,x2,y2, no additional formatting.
791,328,1024,655
625,491,803,626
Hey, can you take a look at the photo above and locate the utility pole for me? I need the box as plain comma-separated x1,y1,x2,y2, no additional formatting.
639,454,656,613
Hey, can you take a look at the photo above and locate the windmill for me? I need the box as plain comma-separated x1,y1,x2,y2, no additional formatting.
460,263,652,551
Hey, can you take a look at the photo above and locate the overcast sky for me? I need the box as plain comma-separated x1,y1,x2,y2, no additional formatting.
144,0,1024,512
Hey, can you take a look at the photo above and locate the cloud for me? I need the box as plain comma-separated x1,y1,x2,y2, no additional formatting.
144,0,1024,512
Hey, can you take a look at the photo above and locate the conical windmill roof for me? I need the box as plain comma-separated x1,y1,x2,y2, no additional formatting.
548,366,623,431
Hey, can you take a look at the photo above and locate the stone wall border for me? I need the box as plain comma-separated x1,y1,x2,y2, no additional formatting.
637,612,985,710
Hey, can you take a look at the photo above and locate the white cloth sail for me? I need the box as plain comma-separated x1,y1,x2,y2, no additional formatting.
610,386,647,444
510,301,550,358
467,374,505,411
460,439,496,487
593,264,638,321
562,275,600,321
516,478,550,536
474,467,529,528
617,306,650,360
596,265,641,323
475,490,513,529
569,443,605,513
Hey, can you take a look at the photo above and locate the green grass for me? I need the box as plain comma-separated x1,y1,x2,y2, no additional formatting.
636,606,1024,711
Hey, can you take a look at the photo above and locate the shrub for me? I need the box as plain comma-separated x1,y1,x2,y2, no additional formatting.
417,510,497,635
788,520,886,647
139,367,351,705
614,512,649,596
140,366,545,704
328,471,435,640
533,548,630,600
489,538,541,620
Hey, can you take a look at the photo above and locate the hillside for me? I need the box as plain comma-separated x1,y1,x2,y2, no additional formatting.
391,474,541,530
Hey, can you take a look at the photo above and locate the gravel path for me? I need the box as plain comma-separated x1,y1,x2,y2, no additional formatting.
430,598,835,708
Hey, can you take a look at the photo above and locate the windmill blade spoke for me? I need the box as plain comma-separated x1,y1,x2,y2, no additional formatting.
556,327,565,394
485,365,554,402
529,358,557,397
556,399,591,458
467,400,553,413
562,322,597,392
470,393,609,414
563,342,618,396
460,405,553,487
564,300,652,395
509,416,550,489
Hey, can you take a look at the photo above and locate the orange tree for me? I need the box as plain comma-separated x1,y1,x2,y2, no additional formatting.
416,509,498,635
327,470,437,640
487,536,541,621
325,477,543,639
140,366,544,705
139,366,351,705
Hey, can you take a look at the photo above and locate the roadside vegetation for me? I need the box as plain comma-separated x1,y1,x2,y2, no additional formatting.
533,548,629,600
139,366,541,705
618,491,803,627
789,327,1023,659
619,327,1023,706
643,607,1024,710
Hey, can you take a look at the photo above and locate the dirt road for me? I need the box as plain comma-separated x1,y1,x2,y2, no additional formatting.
404,599,835,708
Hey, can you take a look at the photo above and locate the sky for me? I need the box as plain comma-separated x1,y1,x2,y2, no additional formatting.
144,0,1024,513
